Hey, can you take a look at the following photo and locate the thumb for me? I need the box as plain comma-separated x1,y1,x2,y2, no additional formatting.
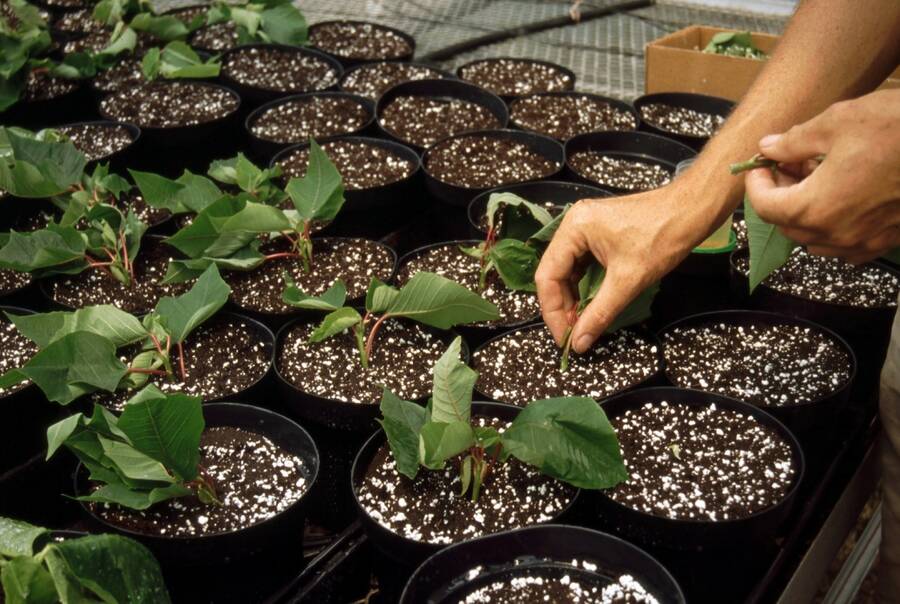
759,112,835,164
571,268,644,354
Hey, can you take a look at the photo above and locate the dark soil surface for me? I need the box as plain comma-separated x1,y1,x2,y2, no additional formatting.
640,102,725,138
92,58,145,94
276,139,415,189
52,9,102,34
101,82,239,129
569,152,672,191
250,95,370,144
121,192,171,228
189,22,240,51
459,569,659,603
357,417,575,544
459,59,574,97
309,21,411,61
341,62,448,101
42,0,88,8
0,270,31,297
510,94,637,141
609,400,797,521
0,320,37,397
278,319,447,403
222,46,339,93
23,70,78,102
92,426,309,536
663,321,853,406
427,135,560,189
379,95,501,148
57,123,135,162
396,242,539,327
734,249,900,308
473,326,660,406
48,237,189,313
226,237,394,315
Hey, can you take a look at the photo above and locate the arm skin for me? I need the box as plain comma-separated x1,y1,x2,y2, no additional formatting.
535,0,900,354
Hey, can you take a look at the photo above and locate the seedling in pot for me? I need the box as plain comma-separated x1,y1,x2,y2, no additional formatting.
559,264,659,372
141,41,221,81
207,151,287,205
461,192,565,292
160,138,344,282
283,271,499,368
379,336,628,501
0,263,230,404
46,385,222,508
0,515,170,602
204,0,309,46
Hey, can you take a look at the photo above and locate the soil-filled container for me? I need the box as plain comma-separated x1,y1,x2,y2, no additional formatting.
593,387,803,554
659,310,856,450
633,92,734,151
353,401,580,601
55,120,141,173
473,323,664,407
51,8,104,39
225,236,397,333
565,130,696,195
98,81,241,175
339,60,455,102
219,44,342,114
456,57,576,103
730,247,899,398
246,91,375,163
75,402,319,603
308,20,415,68
509,91,639,141
271,136,421,239
401,524,685,604
375,79,508,151
2,73,94,130
467,180,609,239
274,315,458,529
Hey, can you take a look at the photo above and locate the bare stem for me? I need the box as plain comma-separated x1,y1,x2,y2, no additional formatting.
364,314,391,363
729,153,826,175
177,342,187,382
559,306,579,372
127,367,168,376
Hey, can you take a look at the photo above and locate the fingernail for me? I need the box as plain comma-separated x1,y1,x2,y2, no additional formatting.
759,134,781,148
574,334,594,354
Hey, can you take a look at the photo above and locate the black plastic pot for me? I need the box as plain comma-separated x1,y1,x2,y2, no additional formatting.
352,401,581,601
396,240,541,349
245,91,374,163
75,402,319,602
220,44,343,116
729,247,898,398
455,57,576,104
56,119,141,174
633,92,735,151
375,78,509,152
564,130,696,195
271,136,421,239
338,60,457,100
308,20,416,68
658,310,856,449
401,524,686,604
472,323,666,405
592,386,804,554
98,81,242,176
508,90,639,140
423,129,565,208
2,80,95,130
467,180,609,239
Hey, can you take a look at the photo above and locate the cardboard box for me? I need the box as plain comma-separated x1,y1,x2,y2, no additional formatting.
645,25,900,101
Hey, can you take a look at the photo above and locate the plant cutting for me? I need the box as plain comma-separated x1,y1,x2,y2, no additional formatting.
0,515,170,602
0,263,230,404
703,30,766,59
203,0,308,47
140,40,221,80
282,271,499,368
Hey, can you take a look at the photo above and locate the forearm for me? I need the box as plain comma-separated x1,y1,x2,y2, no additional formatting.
677,0,900,244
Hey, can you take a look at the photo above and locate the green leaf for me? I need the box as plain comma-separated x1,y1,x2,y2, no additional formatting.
308,307,362,343
501,397,628,489
473,425,501,449
228,7,261,35
158,40,220,79
117,386,203,481
283,276,346,310
744,195,796,293
129,12,190,41
528,204,569,245
14,331,126,404
430,336,475,424
365,277,398,314
418,421,474,470
385,272,499,329
2,555,56,604
574,264,657,331
8,305,145,348
459,455,473,497
0,226,87,276
0,517,47,558
46,414,85,460
99,435,176,483
153,263,230,343
378,388,426,480
260,3,307,45
485,192,552,233
130,169,222,214
488,239,539,292
285,139,344,223
98,25,137,57
141,47,161,80
43,534,171,603
0,128,87,197
76,482,191,509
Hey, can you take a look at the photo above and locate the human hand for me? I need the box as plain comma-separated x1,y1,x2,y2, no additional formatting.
745,88,900,264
